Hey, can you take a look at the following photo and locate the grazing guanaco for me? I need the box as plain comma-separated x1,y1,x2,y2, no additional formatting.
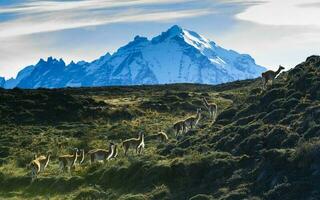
184,108,202,131
202,97,218,122
154,131,168,142
173,120,186,136
262,65,285,88
122,132,145,156
88,143,114,163
58,148,79,172
30,152,51,181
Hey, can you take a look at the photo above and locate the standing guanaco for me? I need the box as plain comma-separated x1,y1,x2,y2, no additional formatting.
58,148,79,172
88,143,114,163
262,65,285,88
202,97,218,122
30,152,51,181
184,108,202,131
122,132,145,155
173,120,186,136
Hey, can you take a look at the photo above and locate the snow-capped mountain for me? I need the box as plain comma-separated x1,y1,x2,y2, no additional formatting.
1,25,266,89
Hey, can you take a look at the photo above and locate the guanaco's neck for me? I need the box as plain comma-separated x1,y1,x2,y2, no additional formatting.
80,150,85,164
44,154,51,168
196,110,201,118
196,112,201,123
275,67,283,75
107,145,114,160
72,150,78,165
139,133,144,143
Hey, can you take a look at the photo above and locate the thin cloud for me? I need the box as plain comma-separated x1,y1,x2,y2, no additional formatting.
299,2,320,8
0,9,211,38
0,0,210,38
0,0,190,14
236,0,320,26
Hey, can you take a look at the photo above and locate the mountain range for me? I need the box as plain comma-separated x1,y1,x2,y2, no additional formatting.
0,25,266,89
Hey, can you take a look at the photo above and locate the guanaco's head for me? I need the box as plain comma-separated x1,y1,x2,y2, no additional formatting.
196,108,202,117
279,65,285,71
74,148,79,155
47,152,52,157
139,131,144,138
77,149,84,156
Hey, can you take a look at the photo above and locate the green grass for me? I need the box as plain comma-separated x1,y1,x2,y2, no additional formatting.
1,56,320,199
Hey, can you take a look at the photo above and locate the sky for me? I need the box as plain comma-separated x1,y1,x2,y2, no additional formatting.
0,0,319,79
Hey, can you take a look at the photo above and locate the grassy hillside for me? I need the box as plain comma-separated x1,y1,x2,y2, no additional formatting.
0,56,319,199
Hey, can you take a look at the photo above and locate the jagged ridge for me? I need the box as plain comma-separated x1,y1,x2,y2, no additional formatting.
2,25,266,89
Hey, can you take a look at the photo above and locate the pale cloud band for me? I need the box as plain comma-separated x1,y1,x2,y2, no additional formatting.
0,0,191,14
0,0,211,38
237,0,320,26
0,9,211,38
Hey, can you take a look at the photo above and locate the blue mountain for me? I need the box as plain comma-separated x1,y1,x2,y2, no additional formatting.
2,25,266,89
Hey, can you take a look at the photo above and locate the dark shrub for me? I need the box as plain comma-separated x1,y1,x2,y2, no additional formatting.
304,125,320,139
74,188,111,200
282,98,300,110
260,88,287,107
235,115,256,126
267,99,284,112
265,126,290,149
140,101,170,112
236,104,259,118
281,133,300,148
295,102,312,113
217,108,238,122
109,108,135,121
279,113,300,125
293,139,320,168
287,91,303,100
189,194,213,200
176,92,191,99
238,134,263,155
263,109,287,124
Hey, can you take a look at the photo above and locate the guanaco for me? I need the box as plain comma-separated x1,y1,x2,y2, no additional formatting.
202,97,218,122
122,132,145,155
184,108,202,131
262,65,285,88
88,143,114,163
173,120,186,136
58,148,79,172
30,152,51,181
